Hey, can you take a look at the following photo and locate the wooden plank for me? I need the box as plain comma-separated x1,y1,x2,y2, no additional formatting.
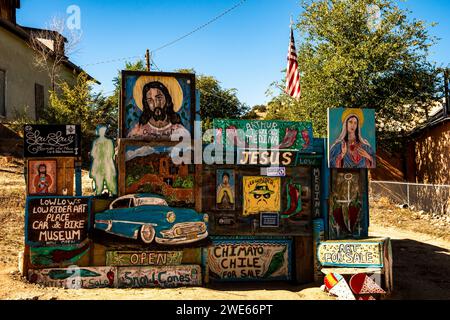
182,248,202,265
116,265,202,288
28,266,116,289
56,158,74,196
91,243,107,267
106,251,183,266
29,241,91,268
294,236,314,284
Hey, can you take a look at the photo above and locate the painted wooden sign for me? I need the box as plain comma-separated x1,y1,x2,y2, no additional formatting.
121,142,195,206
317,241,384,268
238,150,296,166
203,166,314,236
329,170,368,240
213,119,313,152
207,238,292,281
312,167,321,219
27,159,57,195
216,169,235,210
30,241,90,267
121,71,196,141
243,177,281,216
106,251,183,267
28,266,116,289
23,124,81,158
117,265,202,288
328,108,376,169
25,197,91,247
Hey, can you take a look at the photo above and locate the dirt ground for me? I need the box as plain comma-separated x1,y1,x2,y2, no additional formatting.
0,158,449,300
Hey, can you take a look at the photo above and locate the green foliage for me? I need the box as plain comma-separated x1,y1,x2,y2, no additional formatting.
267,0,442,151
43,72,116,162
6,106,47,136
110,60,147,111
172,175,194,189
126,163,155,187
242,104,268,120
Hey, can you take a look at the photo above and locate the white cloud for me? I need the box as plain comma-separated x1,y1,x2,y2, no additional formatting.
125,146,156,161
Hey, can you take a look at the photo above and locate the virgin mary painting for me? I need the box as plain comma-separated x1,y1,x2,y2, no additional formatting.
329,108,376,169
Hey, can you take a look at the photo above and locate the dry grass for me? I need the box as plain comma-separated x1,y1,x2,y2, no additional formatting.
370,197,450,241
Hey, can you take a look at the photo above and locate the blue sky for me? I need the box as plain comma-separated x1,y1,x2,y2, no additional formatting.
17,0,450,107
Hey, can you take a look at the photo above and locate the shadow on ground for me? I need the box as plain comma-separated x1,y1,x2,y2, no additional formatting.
389,239,450,300
205,281,321,293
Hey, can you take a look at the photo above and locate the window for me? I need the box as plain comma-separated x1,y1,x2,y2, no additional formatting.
0,70,5,117
35,83,44,120
111,198,131,209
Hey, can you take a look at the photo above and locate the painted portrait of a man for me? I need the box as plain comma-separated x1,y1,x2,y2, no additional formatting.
123,73,194,141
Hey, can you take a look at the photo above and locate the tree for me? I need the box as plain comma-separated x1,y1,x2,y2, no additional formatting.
242,104,268,120
105,59,147,136
28,16,82,91
177,68,249,132
45,72,109,161
267,0,441,150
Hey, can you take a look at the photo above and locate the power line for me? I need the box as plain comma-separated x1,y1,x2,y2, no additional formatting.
80,0,247,67
82,55,144,67
150,0,247,54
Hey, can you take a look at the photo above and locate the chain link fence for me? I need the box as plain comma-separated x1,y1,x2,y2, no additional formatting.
370,181,450,215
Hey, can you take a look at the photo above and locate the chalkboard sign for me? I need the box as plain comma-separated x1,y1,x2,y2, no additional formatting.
25,197,91,247
23,125,81,158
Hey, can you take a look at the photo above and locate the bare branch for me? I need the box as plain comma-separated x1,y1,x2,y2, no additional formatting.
27,15,82,90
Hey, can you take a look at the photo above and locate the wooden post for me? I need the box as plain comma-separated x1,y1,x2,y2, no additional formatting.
146,49,151,72
294,236,314,284
444,69,449,118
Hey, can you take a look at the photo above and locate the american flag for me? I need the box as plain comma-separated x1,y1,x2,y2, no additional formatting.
286,27,301,100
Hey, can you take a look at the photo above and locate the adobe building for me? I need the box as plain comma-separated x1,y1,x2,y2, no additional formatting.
0,0,94,122
406,106,450,185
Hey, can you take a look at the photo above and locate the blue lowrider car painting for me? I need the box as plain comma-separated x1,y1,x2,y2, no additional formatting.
94,194,208,245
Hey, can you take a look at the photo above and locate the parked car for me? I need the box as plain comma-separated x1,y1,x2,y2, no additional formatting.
94,194,208,245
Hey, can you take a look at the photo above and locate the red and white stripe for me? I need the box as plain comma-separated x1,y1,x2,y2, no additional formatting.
286,28,301,100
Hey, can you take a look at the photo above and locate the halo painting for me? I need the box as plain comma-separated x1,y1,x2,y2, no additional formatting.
27,159,57,195
121,71,195,141
328,108,376,169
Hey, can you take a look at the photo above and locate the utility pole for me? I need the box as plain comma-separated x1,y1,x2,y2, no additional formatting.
444,68,449,117
146,49,151,72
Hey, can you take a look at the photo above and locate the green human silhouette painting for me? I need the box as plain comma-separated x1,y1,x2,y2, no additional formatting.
90,126,117,196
